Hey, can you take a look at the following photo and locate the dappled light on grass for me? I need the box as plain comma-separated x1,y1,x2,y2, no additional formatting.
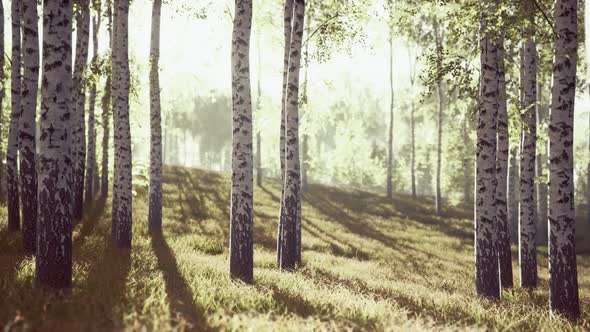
1,166,590,330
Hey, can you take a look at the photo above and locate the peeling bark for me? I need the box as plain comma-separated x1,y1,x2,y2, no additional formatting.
548,0,580,319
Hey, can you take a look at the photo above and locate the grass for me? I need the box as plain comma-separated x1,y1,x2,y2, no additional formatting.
1,165,590,330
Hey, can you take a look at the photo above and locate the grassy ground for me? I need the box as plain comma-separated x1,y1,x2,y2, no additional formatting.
1,166,590,331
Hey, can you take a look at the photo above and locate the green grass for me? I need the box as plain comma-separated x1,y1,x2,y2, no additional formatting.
2,165,590,330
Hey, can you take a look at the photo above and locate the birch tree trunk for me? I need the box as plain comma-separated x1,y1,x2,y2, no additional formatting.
519,30,538,289
280,0,304,271
101,2,112,197
72,0,90,220
433,17,443,216
36,0,74,289
386,28,394,199
549,0,580,319
536,78,548,243
408,48,417,199
20,0,40,254
0,1,4,197
230,0,254,282
85,12,101,204
112,0,132,248
7,0,21,232
277,0,294,266
475,0,499,299
149,0,163,232
462,115,471,203
508,149,518,243
496,35,512,289
255,30,262,188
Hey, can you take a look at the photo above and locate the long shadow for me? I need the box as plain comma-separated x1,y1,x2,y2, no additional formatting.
150,232,210,331
73,196,107,249
79,242,131,329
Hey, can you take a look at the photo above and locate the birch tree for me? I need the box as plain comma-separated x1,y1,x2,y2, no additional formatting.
496,35,512,289
230,0,254,282
36,0,74,289
0,1,4,197
433,17,443,216
548,0,580,319
101,2,113,197
475,0,499,300
280,0,304,271
112,0,133,248
85,10,101,204
6,0,21,232
536,77,548,243
20,0,40,254
72,0,91,220
386,24,394,199
519,17,537,289
149,0,163,232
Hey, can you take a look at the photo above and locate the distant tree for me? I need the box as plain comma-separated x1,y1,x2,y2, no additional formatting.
85,8,101,204
7,0,21,232
255,30,262,187
149,0,163,232
20,0,40,254
548,0,580,319
474,0,499,300
72,0,91,221
386,21,394,200
408,45,417,199
36,0,74,289
112,0,133,248
280,0,304,271
535,73,548,243
519,9,537,289
432,16,443,216
230,0,254,282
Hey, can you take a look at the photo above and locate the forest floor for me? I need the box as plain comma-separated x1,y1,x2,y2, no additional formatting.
2,166,590,331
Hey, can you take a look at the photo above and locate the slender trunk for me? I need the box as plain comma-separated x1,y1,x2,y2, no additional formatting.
536,78,548,243
72,0,90,220
301,11,311,192
475,0,500,299
277,0,294,266
549,0,580,319
230,0,254,282
149,0,163,232
462,116,471,203
20,0,40,254
386,28,394,199
0,2,5,197
496,35,512,289
280,0,304,271
408,46,417,198
433,18,443,215
508,150,519,244
255,30,262,187
101,3,112,197
519,30,537,289
112,0,132,248
36,0,74,290
7,0,21,232
85,12,101,204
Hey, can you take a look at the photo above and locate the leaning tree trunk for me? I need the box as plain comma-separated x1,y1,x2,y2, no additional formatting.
20,0,40,254
101,2,113,197
85,12,101,204
536,78,548,243
475,0,500,300
280,0,304,271
149,0,163,232
6,0,21,232
230,0,254,282
496,35,512,289
277,0,294,266
72,0,90,221
36,0,74,290
519,30,538,289
433,18,443,216
548,0,580,319
112,0,132,248
386,27,394,199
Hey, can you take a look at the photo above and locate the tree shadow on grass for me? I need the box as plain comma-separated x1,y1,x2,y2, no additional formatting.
150,232,211,331
73,196,108,249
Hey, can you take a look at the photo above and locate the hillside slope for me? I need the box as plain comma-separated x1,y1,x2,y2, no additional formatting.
1,166,589,331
